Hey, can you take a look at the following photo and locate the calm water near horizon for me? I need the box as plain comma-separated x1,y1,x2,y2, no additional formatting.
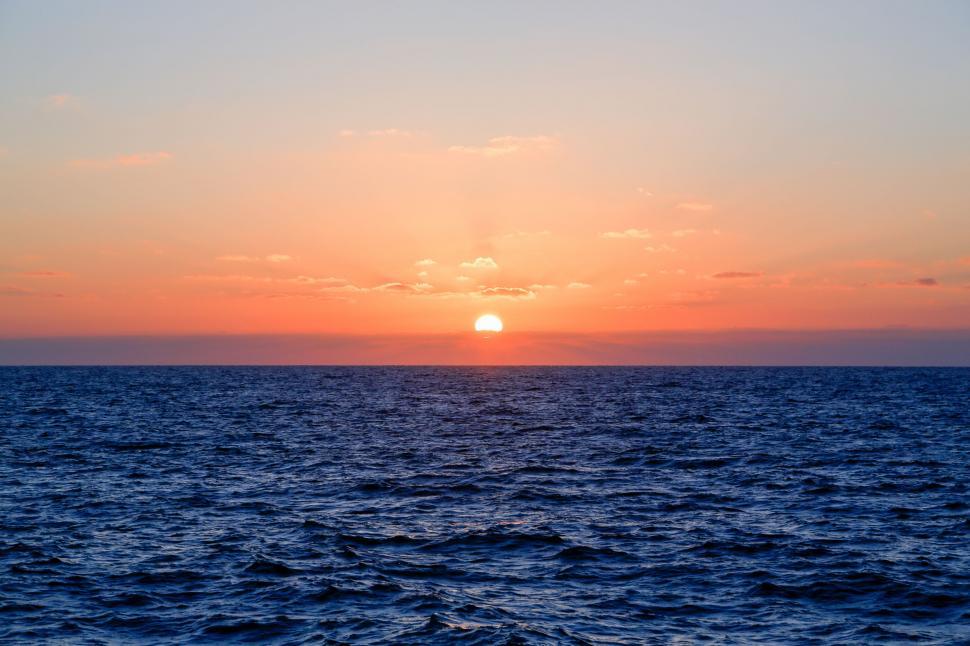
1,367,968,643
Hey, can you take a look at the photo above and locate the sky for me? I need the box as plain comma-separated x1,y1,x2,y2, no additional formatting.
1,1,969,363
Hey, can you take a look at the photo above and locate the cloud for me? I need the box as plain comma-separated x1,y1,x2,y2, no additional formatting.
286,276,348,286
499,230,552,240
676,202,713,212
70,151,172,169
455,275,472,282
601,228,651,239
852,259,902,269
875,277,944,289
449,135,558,158
460,256,499,269
117,152,172,166
44,94,77,110
636,187,653,196
184,274,269,283
339,128,414,138
479,287,536,300
18,270,71,278
713,271,762,279
671,229,697,238
644,244,676,253
217,254,292,263
528,283,557,290
369,128,413,137
0,285,64,298
414,258,436,267
623,279,639,286
567,282,591,289
320,284,368,294
417,270,428,278
374,282,431,293
217,255,258,262
184,274,374,300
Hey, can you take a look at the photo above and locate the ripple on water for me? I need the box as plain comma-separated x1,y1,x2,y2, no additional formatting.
1,366,969,643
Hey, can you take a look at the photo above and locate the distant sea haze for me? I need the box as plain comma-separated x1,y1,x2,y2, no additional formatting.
1,329,968,365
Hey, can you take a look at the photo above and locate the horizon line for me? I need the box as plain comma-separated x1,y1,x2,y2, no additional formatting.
2,363,968,368
2,329,968,367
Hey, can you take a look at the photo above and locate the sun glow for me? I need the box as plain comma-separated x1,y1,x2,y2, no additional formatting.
474,314,503,333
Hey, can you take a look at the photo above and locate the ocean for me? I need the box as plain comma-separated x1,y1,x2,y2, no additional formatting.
1,367,968,643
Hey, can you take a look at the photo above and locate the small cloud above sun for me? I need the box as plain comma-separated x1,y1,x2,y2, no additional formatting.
474,314,503,333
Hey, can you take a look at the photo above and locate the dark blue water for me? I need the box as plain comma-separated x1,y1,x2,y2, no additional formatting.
1,367,968,644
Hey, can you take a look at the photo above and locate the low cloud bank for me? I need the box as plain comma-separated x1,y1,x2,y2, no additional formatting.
1,329,968,366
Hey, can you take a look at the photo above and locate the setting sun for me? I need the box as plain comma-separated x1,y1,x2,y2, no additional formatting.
474,314,503,333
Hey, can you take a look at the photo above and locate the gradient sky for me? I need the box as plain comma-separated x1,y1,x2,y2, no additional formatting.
1,2,969,356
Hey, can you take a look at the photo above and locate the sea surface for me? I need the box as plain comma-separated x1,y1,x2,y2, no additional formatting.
1,367,968,644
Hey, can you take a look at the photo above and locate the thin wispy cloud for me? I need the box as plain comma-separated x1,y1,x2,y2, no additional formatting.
1,285,64,298
70,152,172,169
872,277,944,289
184,274,270,283
339,128,414,138
479,286,536,300
374,282,433,293
601,228,651,239
499,230,552,240
286,276,348,286
44,93,78,110
676,202,713,212
414,258,436,267
190,274,442,297
671,229,697,238
369,128,413,137
644,244,676,253
449,135,558,158
713,271,761,279
117,152,172,167
216,254,292,263
18,270,71,278
216,255,258,262
460,257,499,269
567,282,592,289
852,259,903,269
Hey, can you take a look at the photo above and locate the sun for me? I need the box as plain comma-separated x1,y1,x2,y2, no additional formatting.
474,314,503,333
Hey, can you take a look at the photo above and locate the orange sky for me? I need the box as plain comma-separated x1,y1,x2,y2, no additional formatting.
1,3,969,346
